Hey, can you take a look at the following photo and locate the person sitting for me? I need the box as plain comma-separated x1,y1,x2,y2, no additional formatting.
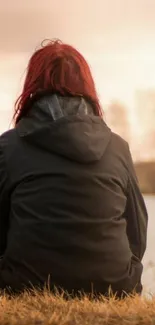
0,40,148,297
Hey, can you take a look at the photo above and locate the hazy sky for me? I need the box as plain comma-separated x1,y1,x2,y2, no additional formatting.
1,0,155,132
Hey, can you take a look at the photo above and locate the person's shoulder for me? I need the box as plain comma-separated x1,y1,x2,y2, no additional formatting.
0,128,18,149
111,131,129,150
109,132,131,162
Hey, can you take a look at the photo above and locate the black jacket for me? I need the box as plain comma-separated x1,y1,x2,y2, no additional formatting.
0,94,148,295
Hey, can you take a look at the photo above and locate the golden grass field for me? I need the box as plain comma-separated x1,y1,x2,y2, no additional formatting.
0,290,154,325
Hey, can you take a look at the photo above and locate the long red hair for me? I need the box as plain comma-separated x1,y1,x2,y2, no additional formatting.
14,40,102,124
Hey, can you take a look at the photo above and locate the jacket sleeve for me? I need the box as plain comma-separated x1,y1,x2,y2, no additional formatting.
0,143,10,256
125,144,148,261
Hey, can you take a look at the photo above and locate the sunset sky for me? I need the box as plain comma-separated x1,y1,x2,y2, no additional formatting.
1,0,155,139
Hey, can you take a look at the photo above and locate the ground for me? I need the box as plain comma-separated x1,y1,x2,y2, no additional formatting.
0,291,155,325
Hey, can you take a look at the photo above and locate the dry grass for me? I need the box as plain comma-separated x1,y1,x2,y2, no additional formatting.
0,290,154,325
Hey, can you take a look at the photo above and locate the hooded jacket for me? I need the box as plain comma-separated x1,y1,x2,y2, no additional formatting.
0,94,148,295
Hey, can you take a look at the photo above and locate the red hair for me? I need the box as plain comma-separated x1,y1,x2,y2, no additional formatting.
14,40,102,124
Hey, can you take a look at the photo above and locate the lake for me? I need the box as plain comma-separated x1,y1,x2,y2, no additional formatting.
142,196,155,294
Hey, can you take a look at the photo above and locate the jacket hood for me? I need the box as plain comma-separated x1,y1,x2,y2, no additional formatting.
17,94,112,163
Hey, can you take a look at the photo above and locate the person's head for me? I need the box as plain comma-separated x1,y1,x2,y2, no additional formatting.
14,39,102,125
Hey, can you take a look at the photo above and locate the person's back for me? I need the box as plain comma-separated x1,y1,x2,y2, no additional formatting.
0,40,148,296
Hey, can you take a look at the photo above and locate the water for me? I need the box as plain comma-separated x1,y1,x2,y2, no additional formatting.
142,196,155,294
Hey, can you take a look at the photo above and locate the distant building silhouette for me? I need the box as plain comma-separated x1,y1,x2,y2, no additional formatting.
135,89,155,134
134,89,155,161
105,100,130,143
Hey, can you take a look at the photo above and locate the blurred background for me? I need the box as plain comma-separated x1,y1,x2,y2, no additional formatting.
0,0,155,293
